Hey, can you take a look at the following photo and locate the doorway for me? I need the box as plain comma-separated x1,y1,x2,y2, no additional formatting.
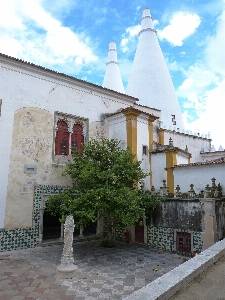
176,231,191,255
42,211,61,240
39,194,63,244
135,221,144,244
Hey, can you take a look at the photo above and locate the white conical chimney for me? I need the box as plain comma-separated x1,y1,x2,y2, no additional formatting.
126,8,184,129
102,41,125,93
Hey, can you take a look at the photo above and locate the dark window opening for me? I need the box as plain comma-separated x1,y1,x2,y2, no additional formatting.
143,145,148,155
60,139,68,155
55,120,69,155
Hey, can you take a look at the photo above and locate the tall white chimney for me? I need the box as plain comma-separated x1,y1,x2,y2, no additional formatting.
126,8,184,129
102,41,125,94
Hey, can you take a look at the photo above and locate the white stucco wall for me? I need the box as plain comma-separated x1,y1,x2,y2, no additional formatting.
0,56,136,228
174,164,225,194
151,152,167,190
176,152,189,165
106,114,127,149
164,131,211,163
137,115,150,190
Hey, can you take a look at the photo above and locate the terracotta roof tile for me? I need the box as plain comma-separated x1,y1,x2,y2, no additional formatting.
173,156,225,168
105,106,159,119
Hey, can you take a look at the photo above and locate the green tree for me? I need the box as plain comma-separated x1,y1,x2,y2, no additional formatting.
45,138,161,246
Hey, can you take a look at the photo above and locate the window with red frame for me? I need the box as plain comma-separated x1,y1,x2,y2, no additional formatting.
55,120,69,155
55,120,84,156
71,124,84,151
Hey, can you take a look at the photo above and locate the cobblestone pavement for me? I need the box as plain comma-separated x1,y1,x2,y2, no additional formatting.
0,240,187,300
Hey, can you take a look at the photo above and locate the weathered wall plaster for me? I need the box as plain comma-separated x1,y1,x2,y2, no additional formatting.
4,107,71,229
148,199,203,232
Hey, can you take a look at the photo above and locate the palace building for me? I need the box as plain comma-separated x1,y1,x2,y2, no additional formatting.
0,8,224,252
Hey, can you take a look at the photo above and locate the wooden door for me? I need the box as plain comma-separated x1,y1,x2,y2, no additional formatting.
135,221,144,244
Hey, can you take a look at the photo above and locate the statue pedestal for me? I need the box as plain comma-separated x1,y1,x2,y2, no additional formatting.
56,263,77,279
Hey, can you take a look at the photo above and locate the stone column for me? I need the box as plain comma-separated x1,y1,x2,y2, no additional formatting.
57,215,77,278
79,227,84,237
200,198,218,250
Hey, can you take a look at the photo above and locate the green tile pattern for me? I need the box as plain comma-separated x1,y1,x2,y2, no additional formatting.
147,225,203,253
147,226,174,251
0,185,68,252
114,226,126,241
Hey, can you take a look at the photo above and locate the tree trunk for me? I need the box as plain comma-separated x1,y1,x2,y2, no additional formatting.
107,216,114,246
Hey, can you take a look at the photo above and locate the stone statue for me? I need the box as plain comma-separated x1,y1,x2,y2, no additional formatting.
57,215,77,277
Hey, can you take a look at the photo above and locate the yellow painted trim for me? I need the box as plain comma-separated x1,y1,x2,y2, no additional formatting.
158,128,166,145
123,108,140,160
148,116,158,187
164,150,177,193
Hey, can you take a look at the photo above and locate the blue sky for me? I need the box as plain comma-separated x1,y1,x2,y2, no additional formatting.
1,0,225,149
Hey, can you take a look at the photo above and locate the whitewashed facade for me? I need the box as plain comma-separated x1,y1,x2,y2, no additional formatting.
0,7,220,252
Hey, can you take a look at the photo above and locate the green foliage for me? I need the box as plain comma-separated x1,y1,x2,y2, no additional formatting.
138,190,162,221
100,239,115,248
45,139,162,243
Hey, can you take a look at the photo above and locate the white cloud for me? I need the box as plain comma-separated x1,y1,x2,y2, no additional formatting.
0,0,24,29
126,25,141,37
120,25,141,53
205,10,225,75
0,0,98,74
178,7,225,149
182,78,225,149
0,36,22,57
158,12,201,46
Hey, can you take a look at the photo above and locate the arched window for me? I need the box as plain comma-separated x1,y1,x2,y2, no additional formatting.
71,124,84,151
55,120,69,155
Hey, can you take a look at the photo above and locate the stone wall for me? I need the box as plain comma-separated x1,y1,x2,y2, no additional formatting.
147,199,203,231
215,199,225,239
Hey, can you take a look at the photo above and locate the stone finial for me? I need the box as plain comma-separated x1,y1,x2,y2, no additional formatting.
211,177,216,187
175,185,180,192
204,184,211,198
217,183,223,197
188,184,195,198
169,137,173,147
160,180,168,196
174,185,181,198
151,186,155,194
185,145,188,152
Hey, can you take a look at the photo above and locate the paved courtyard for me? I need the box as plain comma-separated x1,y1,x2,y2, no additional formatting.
0,240,187,300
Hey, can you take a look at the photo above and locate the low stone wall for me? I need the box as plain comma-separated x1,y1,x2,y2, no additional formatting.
123,238,225,300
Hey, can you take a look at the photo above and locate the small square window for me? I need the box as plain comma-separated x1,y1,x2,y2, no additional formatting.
142,145,148,156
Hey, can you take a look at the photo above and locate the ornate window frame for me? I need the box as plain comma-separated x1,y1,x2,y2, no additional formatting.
53,111,88,165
